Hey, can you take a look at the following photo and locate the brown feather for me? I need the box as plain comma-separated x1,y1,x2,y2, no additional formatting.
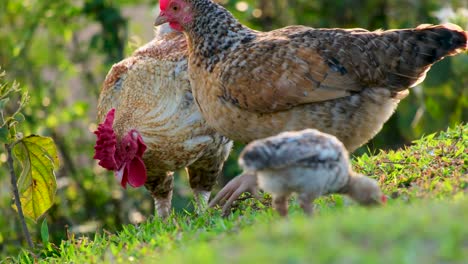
210,24,467,113
97,27,232,218
177,0,467,150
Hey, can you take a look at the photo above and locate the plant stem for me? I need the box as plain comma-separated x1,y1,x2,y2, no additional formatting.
5,143,34,249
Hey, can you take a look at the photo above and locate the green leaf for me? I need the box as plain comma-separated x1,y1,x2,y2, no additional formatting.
0,98,9,109
14,113,25,122
454,145,464,158
12,135,59,222
41,218,49,245
0,126,8,143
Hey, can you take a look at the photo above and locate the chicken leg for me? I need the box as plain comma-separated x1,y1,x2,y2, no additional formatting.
209,172,259,216
272,195,288,217
188,142,231,212
145,171,174,219
298,193,316,215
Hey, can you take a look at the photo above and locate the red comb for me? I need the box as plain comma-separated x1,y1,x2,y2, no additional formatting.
160,0,170,10
93,109,118,170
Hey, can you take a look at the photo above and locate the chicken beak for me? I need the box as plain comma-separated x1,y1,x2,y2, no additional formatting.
154,13,168,27
115,165,125,184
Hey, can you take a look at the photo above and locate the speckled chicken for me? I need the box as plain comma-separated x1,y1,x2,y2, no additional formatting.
238,129,386,216
94,25,232,218
154,0,467,212
155,0,467,150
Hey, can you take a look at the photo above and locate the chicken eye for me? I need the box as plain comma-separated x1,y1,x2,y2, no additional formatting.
172,5,179,11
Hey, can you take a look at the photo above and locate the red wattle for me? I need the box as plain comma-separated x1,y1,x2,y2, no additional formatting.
121,166,129,189
127,157,147,188
169,22,183,32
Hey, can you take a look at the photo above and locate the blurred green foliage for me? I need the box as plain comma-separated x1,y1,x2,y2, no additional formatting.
0,0,466,258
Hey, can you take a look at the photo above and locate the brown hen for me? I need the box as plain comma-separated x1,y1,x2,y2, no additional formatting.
94,25,232,218
155,0,467,150
154,0,467,214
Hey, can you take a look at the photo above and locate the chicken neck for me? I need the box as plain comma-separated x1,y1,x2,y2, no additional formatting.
184,0,256,71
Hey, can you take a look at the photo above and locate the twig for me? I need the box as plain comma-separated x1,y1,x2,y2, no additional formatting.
5,143,34,249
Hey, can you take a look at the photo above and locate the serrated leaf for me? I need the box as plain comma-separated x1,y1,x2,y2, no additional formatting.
12,135,59,221
41,218,49,245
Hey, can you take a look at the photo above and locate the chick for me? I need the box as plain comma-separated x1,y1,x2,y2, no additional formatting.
239,129,386,216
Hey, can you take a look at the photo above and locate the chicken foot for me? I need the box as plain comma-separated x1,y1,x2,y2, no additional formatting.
209,172,258,216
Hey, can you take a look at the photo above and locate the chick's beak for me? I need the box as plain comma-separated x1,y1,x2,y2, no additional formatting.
154,12,168,26
380,194,388,205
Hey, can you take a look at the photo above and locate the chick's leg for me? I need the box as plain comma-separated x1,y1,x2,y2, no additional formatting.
298,193,315,215
144,171,174,219
273,195,289,217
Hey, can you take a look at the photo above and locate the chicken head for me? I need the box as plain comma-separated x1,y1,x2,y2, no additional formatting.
94,108,148,189
155,0,194,31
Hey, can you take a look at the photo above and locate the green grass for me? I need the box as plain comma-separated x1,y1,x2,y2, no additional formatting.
155,200,468,264
3,124,467,264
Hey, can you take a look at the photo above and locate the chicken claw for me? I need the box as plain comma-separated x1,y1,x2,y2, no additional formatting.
209,172,258,216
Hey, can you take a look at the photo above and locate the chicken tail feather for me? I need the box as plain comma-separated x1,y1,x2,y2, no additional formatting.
381,23,467,89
